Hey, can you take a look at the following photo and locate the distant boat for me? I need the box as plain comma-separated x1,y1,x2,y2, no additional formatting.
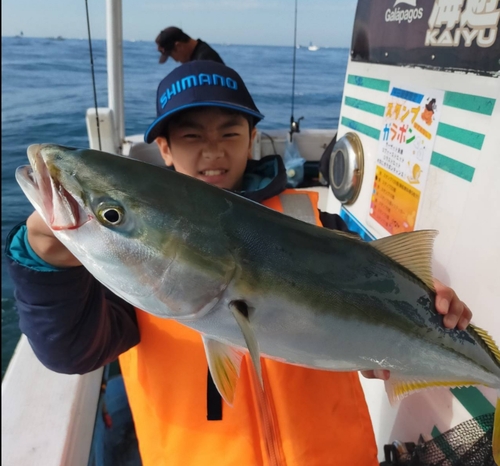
308,42,319,51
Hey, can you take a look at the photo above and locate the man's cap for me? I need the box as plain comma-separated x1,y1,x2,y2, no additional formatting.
156,27,185,64
144,61,264,143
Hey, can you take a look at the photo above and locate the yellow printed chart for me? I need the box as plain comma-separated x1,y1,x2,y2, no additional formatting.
371,166,420,234
369,84,444,235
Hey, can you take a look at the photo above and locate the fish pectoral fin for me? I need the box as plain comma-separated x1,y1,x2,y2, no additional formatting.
384,377,480,406
370,230,438,291
229,299,263,389
202,336,245,406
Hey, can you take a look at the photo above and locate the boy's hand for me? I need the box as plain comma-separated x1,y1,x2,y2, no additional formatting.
433,278,472,330
360,278,472,381
26,211,81,268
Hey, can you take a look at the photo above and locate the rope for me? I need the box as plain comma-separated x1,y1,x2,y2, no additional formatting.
85,0,102,151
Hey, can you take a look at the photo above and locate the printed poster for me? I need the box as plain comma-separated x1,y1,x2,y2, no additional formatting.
369,84,444,235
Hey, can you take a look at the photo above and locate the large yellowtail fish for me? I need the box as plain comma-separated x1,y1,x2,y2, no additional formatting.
16,144,500,463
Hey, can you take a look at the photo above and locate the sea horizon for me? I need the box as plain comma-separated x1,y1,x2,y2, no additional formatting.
2,34,350,50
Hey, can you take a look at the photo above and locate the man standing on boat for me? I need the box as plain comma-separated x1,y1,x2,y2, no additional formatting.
156,26,224,65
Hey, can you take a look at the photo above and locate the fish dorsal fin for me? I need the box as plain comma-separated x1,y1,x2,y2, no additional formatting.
370,230,438,290
384,377,479,406
202,336,245,406
470,324,500,363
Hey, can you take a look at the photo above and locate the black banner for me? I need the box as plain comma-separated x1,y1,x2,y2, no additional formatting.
351,0,500,76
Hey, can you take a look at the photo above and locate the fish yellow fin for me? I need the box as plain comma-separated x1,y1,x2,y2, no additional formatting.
229,299,263,388
202,336,244,406
469,324,500,363
384,377,479,406
371,230,438,291
494,393,499,466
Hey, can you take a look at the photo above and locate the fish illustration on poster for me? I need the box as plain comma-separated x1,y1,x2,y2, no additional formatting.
368,84,444,235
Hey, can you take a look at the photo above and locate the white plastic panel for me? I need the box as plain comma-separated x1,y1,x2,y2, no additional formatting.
86,107,120,155
1,336,103,466
327,60,499,461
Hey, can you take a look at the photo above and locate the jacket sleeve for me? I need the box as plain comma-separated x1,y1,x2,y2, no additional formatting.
5,224,140,375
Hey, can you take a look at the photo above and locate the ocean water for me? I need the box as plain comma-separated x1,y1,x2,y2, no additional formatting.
1,36,349,376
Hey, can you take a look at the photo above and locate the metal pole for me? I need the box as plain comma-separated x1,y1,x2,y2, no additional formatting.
106,0,125,152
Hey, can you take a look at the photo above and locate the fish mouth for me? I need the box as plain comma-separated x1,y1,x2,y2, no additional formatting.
15,144,90,231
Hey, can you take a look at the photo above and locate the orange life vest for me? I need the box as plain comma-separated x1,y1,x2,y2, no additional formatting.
119,190,378,466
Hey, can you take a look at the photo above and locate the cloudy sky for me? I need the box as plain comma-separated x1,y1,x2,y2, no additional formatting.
2,0,357,47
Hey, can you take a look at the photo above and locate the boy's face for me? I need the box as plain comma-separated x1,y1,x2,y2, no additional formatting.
156,108,256,191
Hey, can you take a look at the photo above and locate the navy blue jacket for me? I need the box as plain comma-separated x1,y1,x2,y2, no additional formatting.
190,39,224,64
5,155,350,374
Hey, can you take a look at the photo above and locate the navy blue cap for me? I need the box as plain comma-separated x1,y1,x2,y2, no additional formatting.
144,61,264,143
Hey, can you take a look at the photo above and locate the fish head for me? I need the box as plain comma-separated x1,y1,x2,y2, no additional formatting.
16,144,92,231
16,144,151,239
15,144,235,319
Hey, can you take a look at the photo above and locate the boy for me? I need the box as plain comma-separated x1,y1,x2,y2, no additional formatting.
6,61,472,466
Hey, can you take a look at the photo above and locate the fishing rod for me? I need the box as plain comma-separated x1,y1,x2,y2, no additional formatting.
85,0,102,151
290,0,304,142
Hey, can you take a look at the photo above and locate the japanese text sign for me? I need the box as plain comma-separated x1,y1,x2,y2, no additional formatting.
369,84,444,235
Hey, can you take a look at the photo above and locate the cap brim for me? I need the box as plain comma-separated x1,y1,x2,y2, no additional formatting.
159,53,169,64
144,102,265,143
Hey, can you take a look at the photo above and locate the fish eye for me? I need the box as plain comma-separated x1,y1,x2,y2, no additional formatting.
103,208,121,224
98,206,124,226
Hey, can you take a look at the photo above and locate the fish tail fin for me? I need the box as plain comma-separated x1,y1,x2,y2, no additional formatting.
494,392,499,466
